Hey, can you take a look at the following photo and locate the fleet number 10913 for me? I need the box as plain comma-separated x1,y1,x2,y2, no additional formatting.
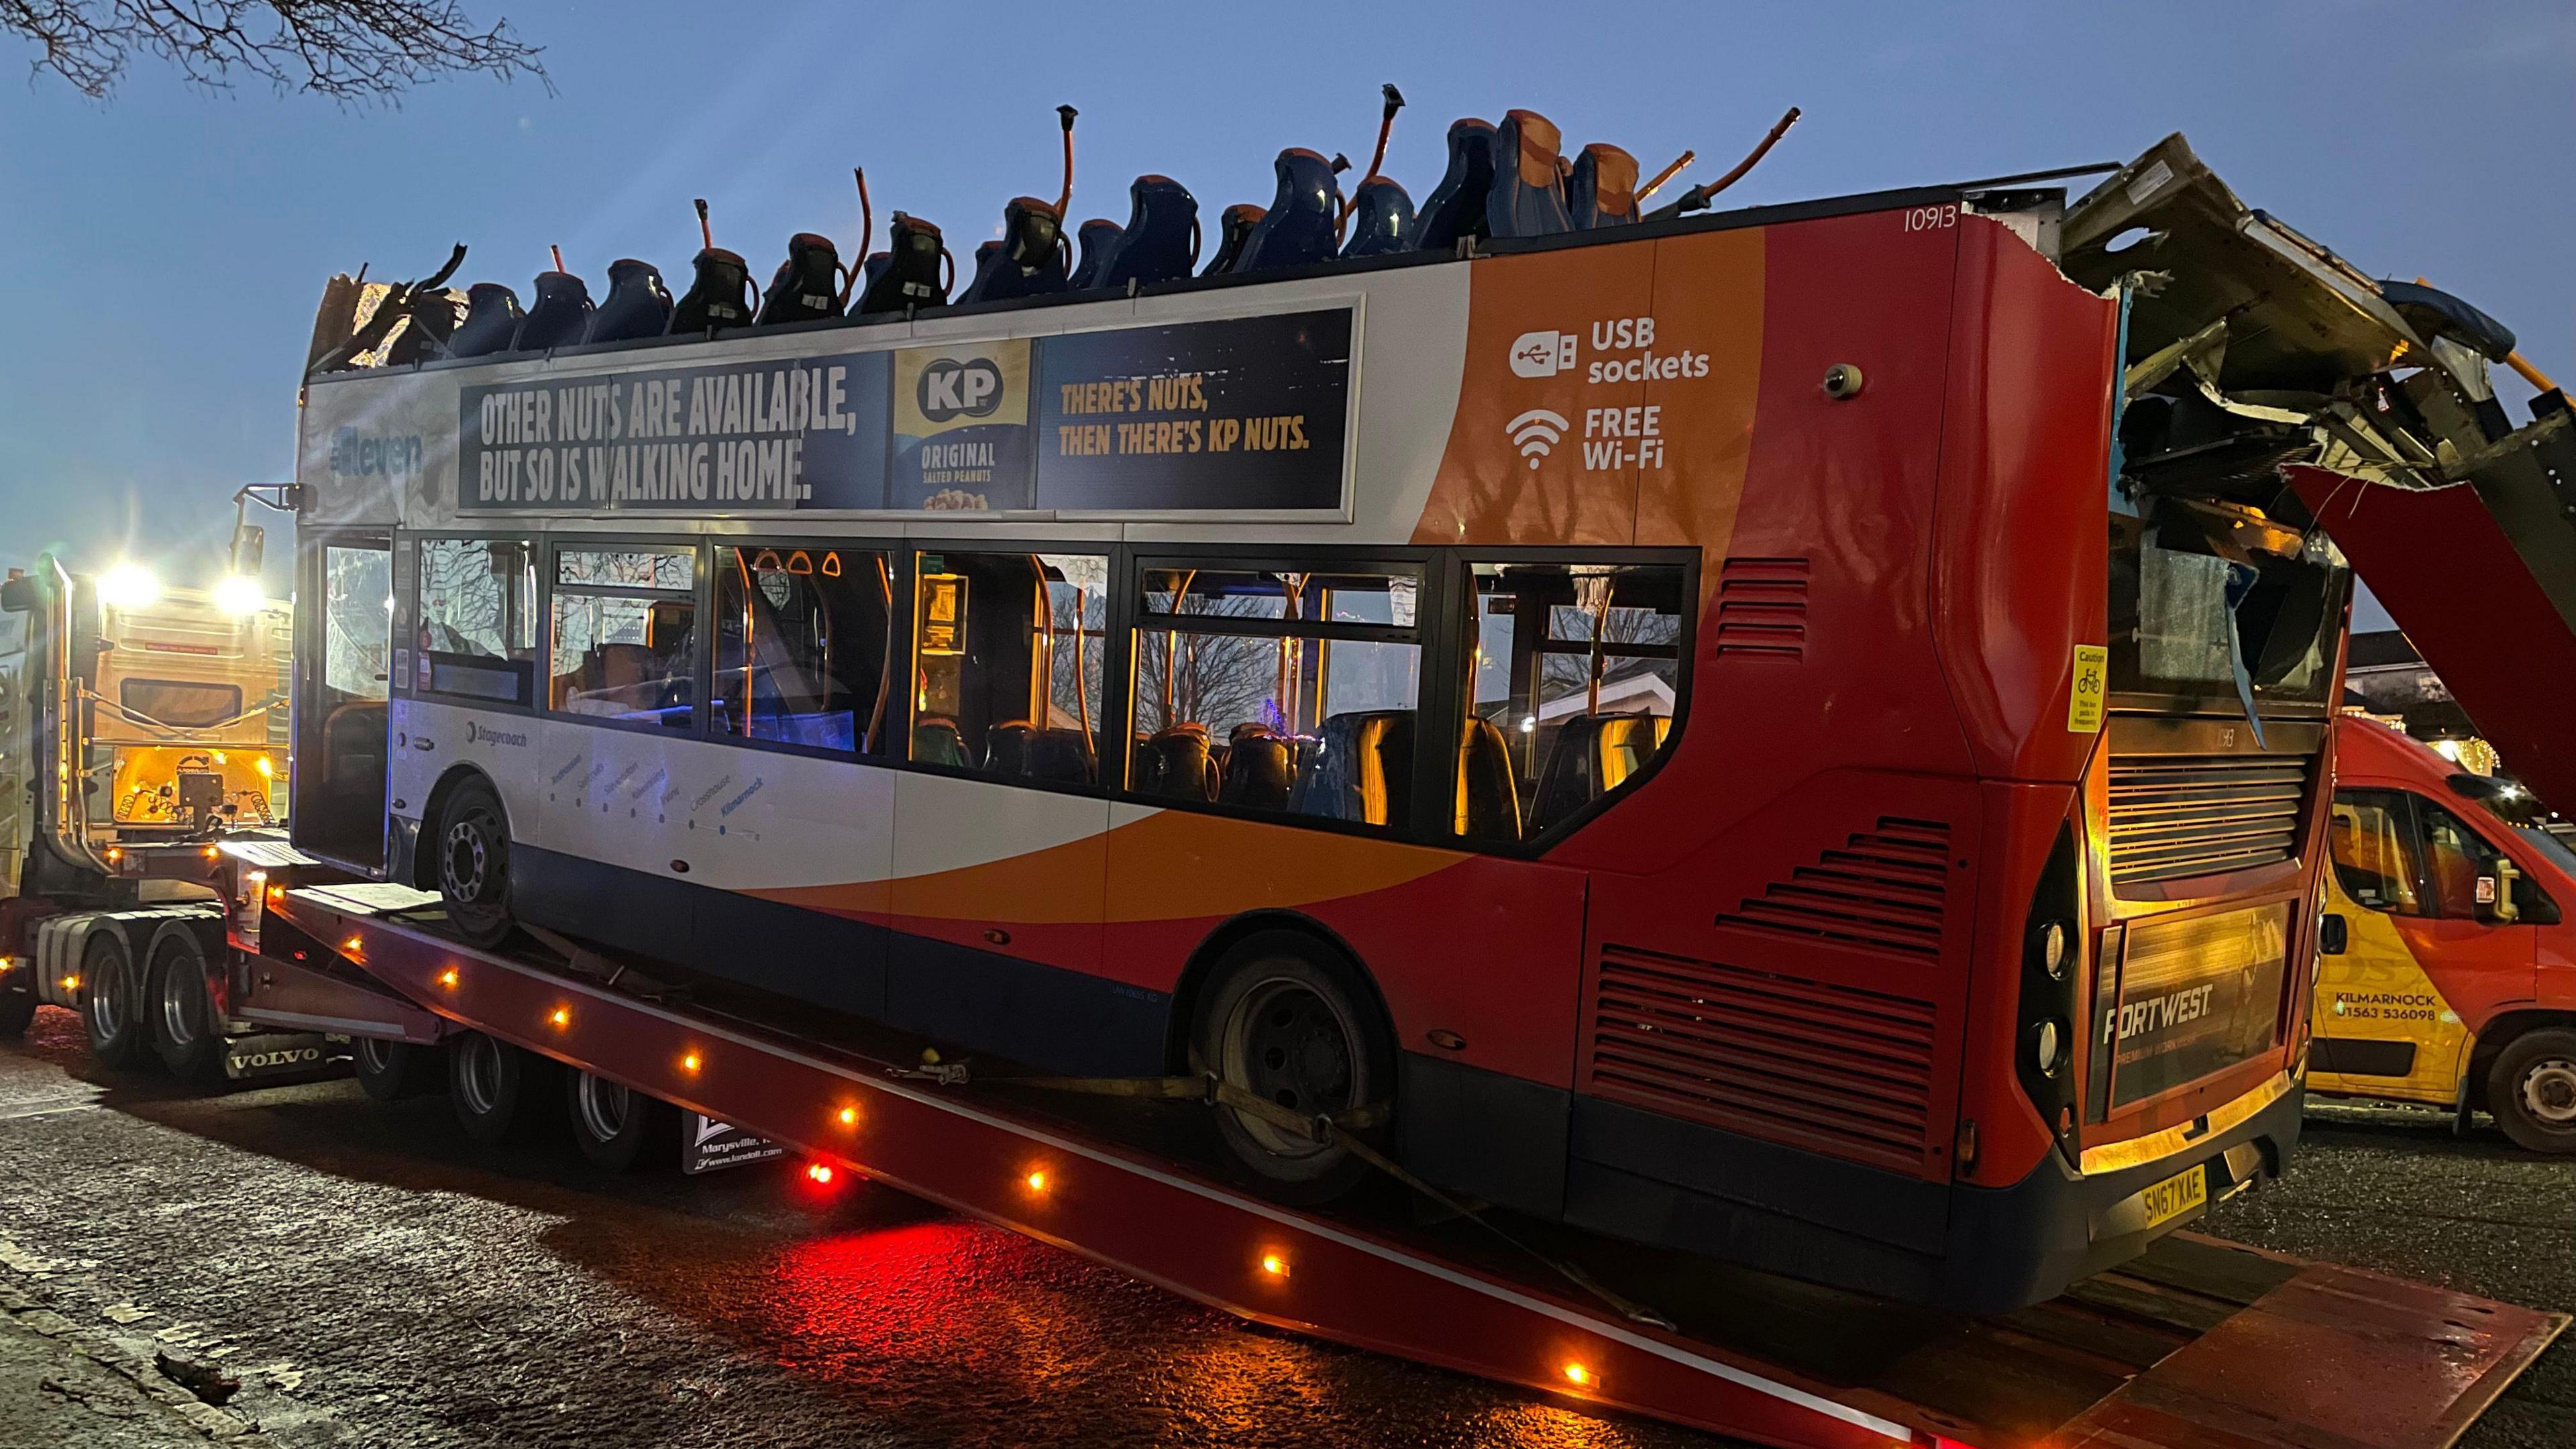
1904,203,1960,231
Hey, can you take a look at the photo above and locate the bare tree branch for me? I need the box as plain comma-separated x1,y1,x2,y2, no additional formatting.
5,0,544,101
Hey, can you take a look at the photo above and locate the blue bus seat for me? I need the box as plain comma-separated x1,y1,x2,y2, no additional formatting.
757,232,845,325
1487,109,1571,239
1569,144,1641,228
1136,725,1219,802
1201,203,1265,276
1096,175,1199,288
1218,730,1296,811
1456,716,1522,841
514,270,593,351
1408,118,1497,252
1340,176,1415,259
1069,219,1122,288
1292,711,1416,828
585,259,672,344
959,197,1069,304
1236,148,1342,273
851,213,950,316
1529,711,1660,830
667,247,755,334
447,282,524,359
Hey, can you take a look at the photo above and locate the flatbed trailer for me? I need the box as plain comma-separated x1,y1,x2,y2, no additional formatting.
226,863,2563,1449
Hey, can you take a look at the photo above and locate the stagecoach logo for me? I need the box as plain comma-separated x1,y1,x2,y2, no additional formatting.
464,721,529,749
915,357,1008,422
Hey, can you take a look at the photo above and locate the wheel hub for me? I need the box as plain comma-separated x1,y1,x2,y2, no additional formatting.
158,962,198,1048
459,1036,502,1115
2521,1059,2576,1126
576,1073,631,1143
443,819,489,901
1222,977,1357,1158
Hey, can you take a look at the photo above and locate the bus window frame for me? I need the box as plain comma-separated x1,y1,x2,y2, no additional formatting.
407,529,541,715
706,536,906,765
897,542,1124,802
541,534,711,739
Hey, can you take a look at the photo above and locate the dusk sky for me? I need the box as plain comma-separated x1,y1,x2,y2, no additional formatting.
6,0,2571,630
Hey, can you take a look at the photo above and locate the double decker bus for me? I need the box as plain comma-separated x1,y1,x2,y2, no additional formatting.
289,130,2508,1311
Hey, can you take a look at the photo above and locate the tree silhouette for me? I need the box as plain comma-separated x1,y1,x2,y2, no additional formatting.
7,0,543,101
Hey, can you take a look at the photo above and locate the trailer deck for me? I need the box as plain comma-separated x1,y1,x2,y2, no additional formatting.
224,874,2563,1449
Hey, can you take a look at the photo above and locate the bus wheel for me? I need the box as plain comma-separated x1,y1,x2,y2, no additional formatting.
352,1036,432,1103
435,778,517,948
449,1032,540,1146
1191,932,1391,1204
2491,1029,2576,1153
146,929,224,1084
565,1069,675,1173
81,933,149,1070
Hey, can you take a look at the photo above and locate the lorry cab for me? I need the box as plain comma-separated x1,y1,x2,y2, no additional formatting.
2312,712,2576,1149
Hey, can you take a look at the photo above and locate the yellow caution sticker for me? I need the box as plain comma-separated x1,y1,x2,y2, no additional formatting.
2068,645,2108,733
2138,1162,2208,1230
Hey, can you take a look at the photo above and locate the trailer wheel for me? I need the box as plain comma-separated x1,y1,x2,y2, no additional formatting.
435,777,517,948
565,1069,676,1173
449,1032,545,1146
1190,931,1392,1204
146,929,224,1084
352,1036,433,1103
81,932,149,1070
2489,1029,2576,1153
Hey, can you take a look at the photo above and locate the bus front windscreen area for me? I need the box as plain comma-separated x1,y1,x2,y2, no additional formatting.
2108,495,2347,714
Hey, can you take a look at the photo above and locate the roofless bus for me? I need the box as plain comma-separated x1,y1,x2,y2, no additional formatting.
287,120,2520,1311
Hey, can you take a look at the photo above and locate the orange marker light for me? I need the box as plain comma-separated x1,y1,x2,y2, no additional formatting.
1562,1362,1595,1389
681,1051,702,1073
837,1106,859,1128
437,967,459,989
1259,1252,1289,1278
549,1008,571,1028
1024,1169,1049,1193
268,886,285,904
807,1162,836,1185
343,936,362,953
59,974,79,991
203,846,219,860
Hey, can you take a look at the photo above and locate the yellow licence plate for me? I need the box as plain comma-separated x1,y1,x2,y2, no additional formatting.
2139,1164,2209,1230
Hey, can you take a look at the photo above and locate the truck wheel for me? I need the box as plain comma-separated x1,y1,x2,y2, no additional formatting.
1189,931,1393,1204
566,1069,675,1173
147,929,225,1084
352,1037,432,1103
0,989,34,1040
435,778,517,948
2490,1029,2576,1153
449,1032,545,1146
81,932,149,1070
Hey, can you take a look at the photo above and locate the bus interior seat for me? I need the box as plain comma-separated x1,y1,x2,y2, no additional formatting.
1529,712,1658,830
1028,728,1097,785
1340,176,1415,259
1202,203,1265,276
1069,219,1122,288
585,259,674,344
1409,118,1497,252
1487,109,1572,239
1218,730,1296,810
1136,725,1219,801
667,246,756,334
1097,175,1199,288
757,232,845,325
985,720,1036,775
386,288,464,365
958,198,1069,304
1455,716,1521,840
1235,149,1342,273
514,270,594,351
447,282,524,359
912,717,969,767
1293,711,1415,828
851,212,951,315
1568,144,1641,228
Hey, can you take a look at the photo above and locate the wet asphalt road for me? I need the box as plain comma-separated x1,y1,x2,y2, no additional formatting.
3,1006,2574,1449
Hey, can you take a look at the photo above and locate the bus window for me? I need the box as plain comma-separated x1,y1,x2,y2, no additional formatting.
1458,561,1685,843
415,537,537,704
1131,565,1422,830
712,547,894,756
2328,792,2428,916
550,547,698,730
910,551,1106,785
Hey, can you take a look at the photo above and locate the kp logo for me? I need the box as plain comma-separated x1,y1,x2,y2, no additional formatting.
1509,329,1578,378
916,358,1007,422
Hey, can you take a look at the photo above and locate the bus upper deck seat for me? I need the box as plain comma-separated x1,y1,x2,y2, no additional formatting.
985,720,1093,784
386,288,464,364
1219,731,1296,810
1292,710,1415,829
1340,176,1415,259
585,259,673,344
1136,725,1218,801
1455,716,1521,841
447,282,524,359
1408,118,1497,252
912,716,969,767
757,232,845,325
513,270,594,351
1069,219,1122,289
1096,175,1199,288
851,213,951,316
1487,109,1572,239
958,197,1069,304
1568,144,1641,228
667,246,756,334
1235,149,1342,273
1529,711,1659,830
1201,203,1265,276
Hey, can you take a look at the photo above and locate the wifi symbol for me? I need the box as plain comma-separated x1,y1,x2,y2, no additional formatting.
1506,409,1570,470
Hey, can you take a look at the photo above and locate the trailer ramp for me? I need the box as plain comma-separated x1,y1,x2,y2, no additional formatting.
262,883,2562,1449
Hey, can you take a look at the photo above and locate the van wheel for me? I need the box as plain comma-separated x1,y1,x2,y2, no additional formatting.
81,932,148,1070
2491,1029,2576,1153
1189,931,1393,1204
565,1070,676,1173
449,1032,546,1146
146,929,224,1084
352,1036,432,1103
436,777,517,948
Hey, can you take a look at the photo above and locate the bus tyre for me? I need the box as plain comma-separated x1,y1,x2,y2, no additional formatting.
565,1069,676,1173
352,1036,433,1103
81,932,148,1071
449,1032,547,1146
1191,932,1393,1205
146,928,224,1084
435,777,517,949
2490,1029,2576,1154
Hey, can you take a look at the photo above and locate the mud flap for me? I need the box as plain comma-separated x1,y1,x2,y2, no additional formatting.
680,1112,784,1175
221,1032,335,1082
